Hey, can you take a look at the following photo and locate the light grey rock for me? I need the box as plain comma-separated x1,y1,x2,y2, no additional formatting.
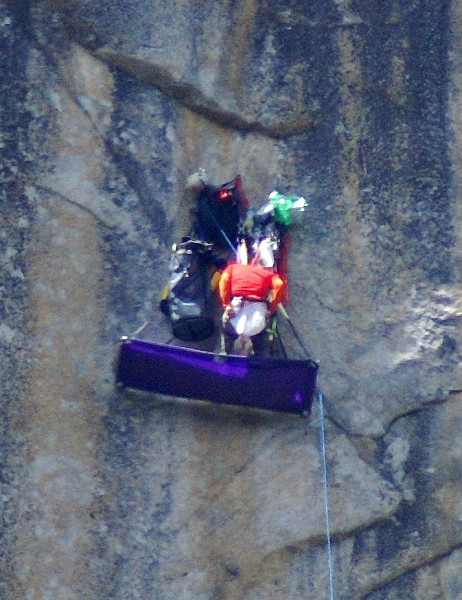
1,0,461,598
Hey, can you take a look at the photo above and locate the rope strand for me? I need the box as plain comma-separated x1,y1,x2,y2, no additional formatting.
318,390,335,600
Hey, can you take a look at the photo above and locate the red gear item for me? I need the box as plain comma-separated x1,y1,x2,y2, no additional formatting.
218,263,284,314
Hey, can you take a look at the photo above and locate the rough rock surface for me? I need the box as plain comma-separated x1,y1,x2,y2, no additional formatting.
1,0,461,598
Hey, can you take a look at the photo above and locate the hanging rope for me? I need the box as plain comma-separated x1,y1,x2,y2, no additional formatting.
275,307,334,595
318,390,335,600
202,203,238,256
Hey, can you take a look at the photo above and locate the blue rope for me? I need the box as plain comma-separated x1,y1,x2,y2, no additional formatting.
202,204,238,255
318,390,335,600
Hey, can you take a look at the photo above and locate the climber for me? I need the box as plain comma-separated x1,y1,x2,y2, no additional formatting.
218,244,284,356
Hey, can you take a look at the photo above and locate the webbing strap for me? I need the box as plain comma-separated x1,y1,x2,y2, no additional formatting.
318,390,335,600
277,304,313,359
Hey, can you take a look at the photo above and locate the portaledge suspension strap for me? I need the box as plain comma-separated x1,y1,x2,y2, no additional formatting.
277,304,312,358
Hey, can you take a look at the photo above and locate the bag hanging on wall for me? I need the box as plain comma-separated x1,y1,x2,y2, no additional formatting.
161,238,216,341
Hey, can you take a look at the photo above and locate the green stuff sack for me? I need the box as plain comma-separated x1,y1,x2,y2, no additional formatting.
268,191,307,226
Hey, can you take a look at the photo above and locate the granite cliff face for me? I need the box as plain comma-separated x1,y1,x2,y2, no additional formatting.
1,1,462,598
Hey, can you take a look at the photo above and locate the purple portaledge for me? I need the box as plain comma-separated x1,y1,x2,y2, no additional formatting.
115,338,319,415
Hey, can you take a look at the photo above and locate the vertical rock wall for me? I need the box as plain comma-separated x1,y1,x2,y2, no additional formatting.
1,0,461,598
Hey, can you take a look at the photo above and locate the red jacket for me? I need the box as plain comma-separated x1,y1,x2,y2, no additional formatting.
218,263,284,313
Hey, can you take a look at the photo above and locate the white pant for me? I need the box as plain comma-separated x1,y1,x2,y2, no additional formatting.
229,300,267,337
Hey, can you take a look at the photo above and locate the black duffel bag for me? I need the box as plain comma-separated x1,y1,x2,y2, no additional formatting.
161,238,216,341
